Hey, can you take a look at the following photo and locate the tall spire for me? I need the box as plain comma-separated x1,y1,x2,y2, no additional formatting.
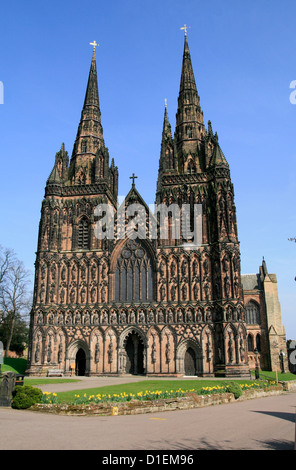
175,29,206,168
84,43,100,109
69,42,106,185
156,100,175,203
162,100,172,146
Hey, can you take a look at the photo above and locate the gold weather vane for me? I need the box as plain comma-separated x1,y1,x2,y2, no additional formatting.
180,24,190,36
165,98,167,108
90,40,99,51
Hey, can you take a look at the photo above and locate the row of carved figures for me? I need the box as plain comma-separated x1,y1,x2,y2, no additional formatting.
34,305,245,326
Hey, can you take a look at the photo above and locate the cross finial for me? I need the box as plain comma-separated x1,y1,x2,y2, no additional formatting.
180,24,190,37
130,173,138,187
90,40,99,51
164,98,167,108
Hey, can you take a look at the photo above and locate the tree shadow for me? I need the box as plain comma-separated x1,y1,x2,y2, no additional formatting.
136,436,294,451
254,439,294,450
251,410,296,424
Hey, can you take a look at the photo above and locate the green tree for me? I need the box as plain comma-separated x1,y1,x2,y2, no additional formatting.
0,316,29,355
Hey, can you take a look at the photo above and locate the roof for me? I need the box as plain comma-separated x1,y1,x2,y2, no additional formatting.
241,274,262,291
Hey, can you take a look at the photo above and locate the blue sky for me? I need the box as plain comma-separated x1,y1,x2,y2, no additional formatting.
0,0,295,339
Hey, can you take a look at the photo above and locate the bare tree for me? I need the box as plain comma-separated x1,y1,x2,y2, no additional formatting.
0,245,15,286
0,246,32,356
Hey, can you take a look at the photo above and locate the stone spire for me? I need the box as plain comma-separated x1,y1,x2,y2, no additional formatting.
160,101,174,169
209,133,229,169
45,143,69,195
174,33,206,163
156,101,175,202
69,44,106,185
175,35,206,150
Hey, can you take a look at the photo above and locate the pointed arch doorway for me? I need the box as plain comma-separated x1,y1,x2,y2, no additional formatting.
75,348,86,376
184,347,196,376
124,332,145,375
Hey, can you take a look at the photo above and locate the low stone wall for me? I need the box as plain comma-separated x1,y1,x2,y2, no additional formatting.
30,385,288,416
30,393,235,416
281,380,296,392
236,385,284,401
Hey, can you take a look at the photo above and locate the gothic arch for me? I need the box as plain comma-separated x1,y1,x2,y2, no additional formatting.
225,324,238,364
247,333,254,352
176,338,203,376
201,325,214,373
33,325,45,342
55,328,67,367
91,328,104,374
119,326,147,349
245,300,260,324
112,238,156,302
119,326,147,375
110,237,156,274
66,339,90,375
168,254,178,277
32,327,44,364
77,215,90,249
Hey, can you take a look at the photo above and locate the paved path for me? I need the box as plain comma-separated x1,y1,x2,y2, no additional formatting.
0,384,295,450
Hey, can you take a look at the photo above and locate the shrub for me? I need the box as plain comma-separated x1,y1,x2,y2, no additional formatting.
225,382,243,399
11,385,43,409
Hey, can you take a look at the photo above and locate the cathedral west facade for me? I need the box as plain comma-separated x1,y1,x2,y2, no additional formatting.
26,33,288,378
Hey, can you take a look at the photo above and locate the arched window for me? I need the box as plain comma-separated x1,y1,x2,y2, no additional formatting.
245,301,260,324
187,159,196,174
166,146,174,170
256,334,261,352
78,217,90,249
115,239,154,302
247,334,253,352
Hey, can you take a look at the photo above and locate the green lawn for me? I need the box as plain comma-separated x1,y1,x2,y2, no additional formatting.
24,378,81,386
53,379,268,404
250,370,296,382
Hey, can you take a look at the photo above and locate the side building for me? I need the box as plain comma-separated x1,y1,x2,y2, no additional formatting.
242,259,288,373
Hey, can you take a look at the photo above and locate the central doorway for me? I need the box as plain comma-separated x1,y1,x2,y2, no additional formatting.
184,347,196,376
125,333,144,375
75,348,86,376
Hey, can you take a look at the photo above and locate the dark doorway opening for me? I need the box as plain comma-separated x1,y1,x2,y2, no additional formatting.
76,348,86,376
184,347,196,376
125,333,144,375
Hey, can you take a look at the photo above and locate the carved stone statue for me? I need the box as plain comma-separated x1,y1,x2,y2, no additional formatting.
95,340,100,363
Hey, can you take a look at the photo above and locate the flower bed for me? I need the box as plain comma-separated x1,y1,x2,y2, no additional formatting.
31,393,236,416
39,381,279,406
28,381,285,416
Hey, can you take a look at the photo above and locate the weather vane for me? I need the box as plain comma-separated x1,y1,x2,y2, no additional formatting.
90,40,99,51
165,98,167,108
180,24,190,37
